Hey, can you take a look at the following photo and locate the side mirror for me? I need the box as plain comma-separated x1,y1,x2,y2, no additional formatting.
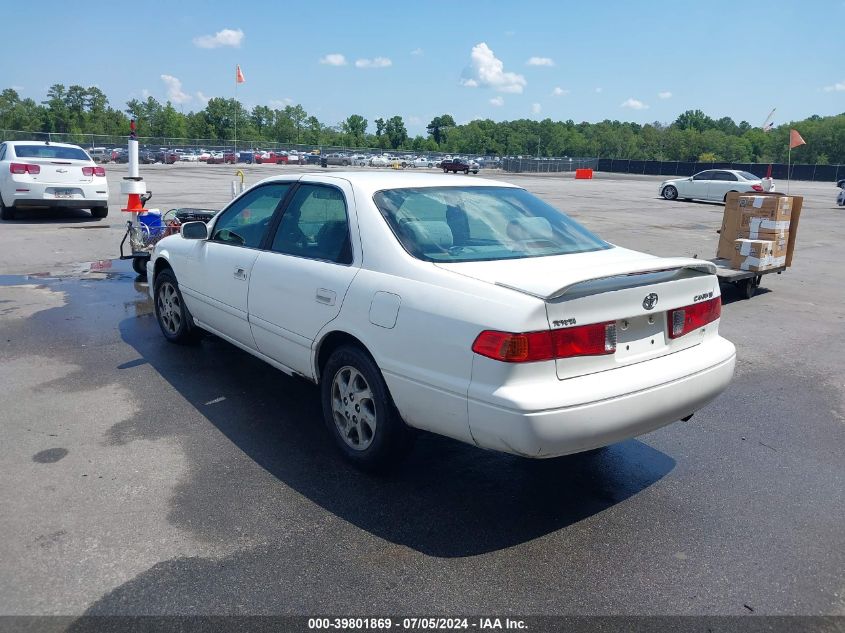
181,221,208,240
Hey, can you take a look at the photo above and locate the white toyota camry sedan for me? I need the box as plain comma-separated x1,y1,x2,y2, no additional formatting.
0,141,109,220
148,172,736,470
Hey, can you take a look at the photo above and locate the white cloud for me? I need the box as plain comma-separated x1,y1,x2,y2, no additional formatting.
192,28,244,49
411,48,423,56
196,91,210,105
160,75,191,104
621,97,649,110
531,103,542,114
407,115,422,125
461,42,526,94
269,98,293,108
490,96,504,106
320,53,347,66
658,91,672,99
552,86,569,96
526,56,555,67
595,87,603,93
355,57,392,69
823,80,845,92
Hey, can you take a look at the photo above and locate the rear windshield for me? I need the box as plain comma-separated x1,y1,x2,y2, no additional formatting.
14,145,90,160
372,186,610,262
737,171,760,181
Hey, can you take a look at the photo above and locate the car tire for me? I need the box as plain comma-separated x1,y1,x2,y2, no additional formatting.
153,269,201,344
0,199,15,221
443,167,449,173
662,185,678,200
321,345,414,472
90,205,108,219
464,169,470,174
428,163,433,168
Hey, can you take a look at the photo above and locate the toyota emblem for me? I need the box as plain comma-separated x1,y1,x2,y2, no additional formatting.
642,293,658,310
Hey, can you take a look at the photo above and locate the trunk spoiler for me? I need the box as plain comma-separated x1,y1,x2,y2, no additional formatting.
495,257,716,301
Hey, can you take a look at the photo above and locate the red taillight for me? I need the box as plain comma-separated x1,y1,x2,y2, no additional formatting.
751,184,764,191
82,166,106,177
667,297,721,339
10,163,40,175
472,322,616,363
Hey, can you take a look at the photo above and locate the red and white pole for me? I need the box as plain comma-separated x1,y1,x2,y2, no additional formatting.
121,119,147,213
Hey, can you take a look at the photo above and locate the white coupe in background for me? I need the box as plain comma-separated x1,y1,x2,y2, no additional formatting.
148,172,736,470
660,169,768,202
0,141,109,220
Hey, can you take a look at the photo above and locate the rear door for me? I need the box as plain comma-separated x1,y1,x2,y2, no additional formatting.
248,178,360,378
708,170,738,201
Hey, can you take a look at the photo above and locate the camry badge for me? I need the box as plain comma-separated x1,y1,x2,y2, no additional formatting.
642,293,658,310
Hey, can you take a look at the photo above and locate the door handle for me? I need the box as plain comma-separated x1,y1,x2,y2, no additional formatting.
316,288,336,305
233,266,247,280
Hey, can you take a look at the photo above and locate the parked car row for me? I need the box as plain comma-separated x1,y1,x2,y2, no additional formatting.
81,145,503,170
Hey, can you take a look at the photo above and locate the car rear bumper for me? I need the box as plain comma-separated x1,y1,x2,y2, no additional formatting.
467,336,736,458
8,183,108,208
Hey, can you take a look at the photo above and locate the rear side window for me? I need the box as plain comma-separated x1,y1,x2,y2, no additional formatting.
271,185,352,264
712,171,737,181
13,145,90,160
373,186,609,262
738,171,760,180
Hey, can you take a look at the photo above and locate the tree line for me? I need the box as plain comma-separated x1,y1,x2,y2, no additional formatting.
1,84,843,164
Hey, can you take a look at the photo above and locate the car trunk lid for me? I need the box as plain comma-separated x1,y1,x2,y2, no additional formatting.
19,158,94,185
436,247,720,379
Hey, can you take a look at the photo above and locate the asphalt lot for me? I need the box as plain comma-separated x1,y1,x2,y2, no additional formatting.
0,165,843,617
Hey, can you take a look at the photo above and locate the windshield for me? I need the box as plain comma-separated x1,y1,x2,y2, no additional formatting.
14,145,90,160
372,186,610,262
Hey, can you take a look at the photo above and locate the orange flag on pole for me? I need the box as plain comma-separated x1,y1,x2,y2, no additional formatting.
789,129,805,149
236,65,245,84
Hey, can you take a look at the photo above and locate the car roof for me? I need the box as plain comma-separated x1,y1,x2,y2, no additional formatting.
255,171,520,195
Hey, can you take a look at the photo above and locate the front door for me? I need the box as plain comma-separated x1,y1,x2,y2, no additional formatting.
183,182,293,348
248,181,360,378
686,170,715,199
708,170,738,201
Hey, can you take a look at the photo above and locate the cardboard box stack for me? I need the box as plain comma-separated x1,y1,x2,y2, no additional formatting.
717,192,803,272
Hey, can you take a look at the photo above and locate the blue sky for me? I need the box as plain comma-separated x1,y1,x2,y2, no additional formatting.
5,0,845,135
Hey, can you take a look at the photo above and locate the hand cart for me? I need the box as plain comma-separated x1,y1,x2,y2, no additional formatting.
709,257,786,300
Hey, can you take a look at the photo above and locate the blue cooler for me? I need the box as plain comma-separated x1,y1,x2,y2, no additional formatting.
138,210,164,237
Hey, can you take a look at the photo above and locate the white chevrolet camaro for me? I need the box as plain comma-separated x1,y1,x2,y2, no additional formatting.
148,172,736,470
0,141,109,220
